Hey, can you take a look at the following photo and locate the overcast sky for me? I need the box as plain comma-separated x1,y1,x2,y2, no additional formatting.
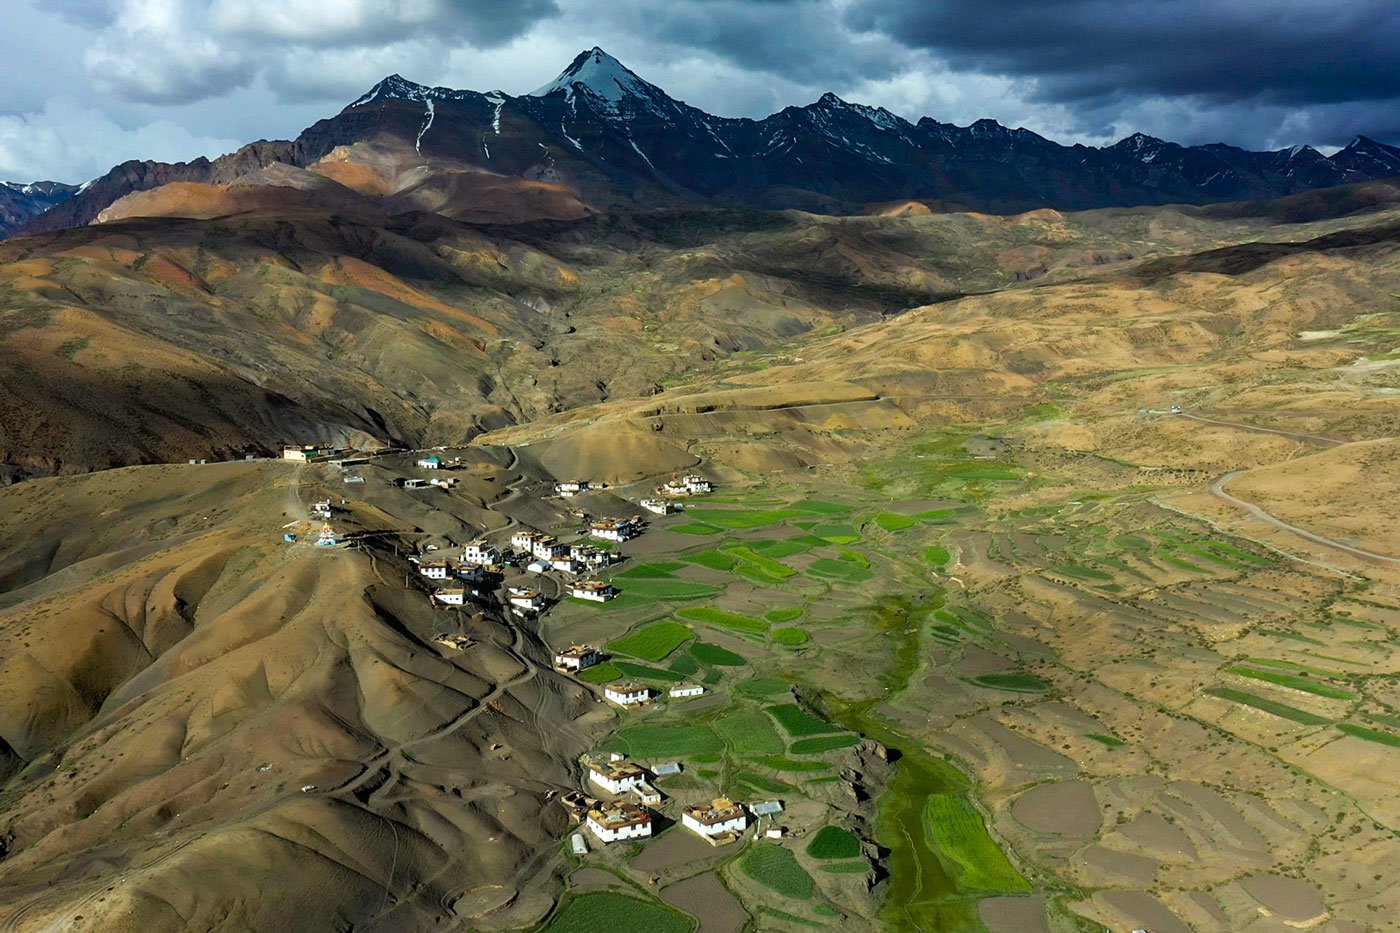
2,0,1397,183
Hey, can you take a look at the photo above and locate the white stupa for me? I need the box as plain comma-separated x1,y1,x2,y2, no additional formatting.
316,524,339,547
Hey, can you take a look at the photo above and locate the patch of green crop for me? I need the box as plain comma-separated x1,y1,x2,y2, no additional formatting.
970,673,1049,693
875,512,916,531
813,523,860,544
613,662,687,683
925,795,1030,892
671,522,723,535
733,770,793,796
743,539,812,559
691,643,747,666
1086,733,1126,747
1205,687,1332,725
772,627,810,646
677,606,768,634
684,508,805,530
807,825,862,860
620,579,722,600
740,845,815,900
789,500,852,515
544,892,693,933
577,662,624,684
819,862,870,874
806,558,874,582
1337,723,1400,747
716,711,786,755
617,724,724,758
737,678,790,699
1224,665,1355,700
765,608,804,623
767,704,840,737
923,545,951,568
606,622,693,662
668,653,700,676
681,549,738,571
723,546,798,582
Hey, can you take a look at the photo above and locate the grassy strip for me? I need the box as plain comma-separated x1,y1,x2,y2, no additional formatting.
1086,733,1126,747
773,627,810,646
969,673,1049,693
875,512,916,531
765,608,804,623
1205,687,1332,725
723,546,798,581
615,562,684,579
577,662,624,684
1224,665,1356,700
692,643,747,666
747,755,831,772
676,606,768,635
613,661,687,683
682,549,738,571
1337,723,1400,747
620,579,722,600
737,678,790,697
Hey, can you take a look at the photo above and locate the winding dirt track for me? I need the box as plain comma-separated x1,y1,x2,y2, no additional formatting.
1210,471,1400,564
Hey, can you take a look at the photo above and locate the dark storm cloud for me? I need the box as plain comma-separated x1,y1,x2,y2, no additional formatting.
845,0,1400,107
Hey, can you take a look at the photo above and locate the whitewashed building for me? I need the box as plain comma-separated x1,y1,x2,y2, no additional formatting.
554,645,602,672
585,802,652,844
555,481,590,497
640,498,678,515
682,799,747,840
634,782,663,806
507,587,545,613
604,682,649,706
462,540,501,565
432,587,467,606
416,455,441,469
587,760,647,795
590,519,637,542
419,561,452,580
682,474,713,493
669,684,704,699
569,581,617,602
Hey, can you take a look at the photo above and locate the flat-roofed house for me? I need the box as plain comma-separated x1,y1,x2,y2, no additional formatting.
604,682,649,706
432,586,466,606
554,645,602,672
568,580,617,602
587,760,647,795
585,801,652,844
681,798,747,842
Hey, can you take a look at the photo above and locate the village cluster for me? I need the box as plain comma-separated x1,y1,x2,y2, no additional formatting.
279,444,790,859
560,753,787,855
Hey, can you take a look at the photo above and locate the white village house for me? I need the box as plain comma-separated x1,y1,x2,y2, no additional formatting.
640,498,679,515
682,798,747,841
590,518,638,542
553,645,602,672
415,455,441,469
507,587,545,613
585,802,652,844
419,560,452,580
462,540,501,565
569,581,617,602
555,480,590,497
570,544,612,568
432,586,466,607
604,682,650,706
634,782,663,806
669,684,704,699
587,759,647,795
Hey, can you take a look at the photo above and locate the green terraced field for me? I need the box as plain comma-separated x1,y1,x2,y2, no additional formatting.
1337,723,1400,747
970,673,1049,693
615,562,685,579
715,711,786,754
875,511,916,531
765,607,804,623
772,627,810,646
691,643,747,666
576,662,624,684
807,825,863,860
606,622,694,662
545,893,694,933
766,704,840,737
617,724,724,758
737,677,791,697
748,755,831,772
681,549,738,571
613,661,687,682
1086,733,1126,747
676,606,768,634
925,796,1030,892
620,579,723,600
813,523,860,543
1224,665,1356,700
739,845,815,900
1205,687,1332,725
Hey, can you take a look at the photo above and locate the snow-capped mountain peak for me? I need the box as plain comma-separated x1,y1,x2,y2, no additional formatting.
530,47,656,103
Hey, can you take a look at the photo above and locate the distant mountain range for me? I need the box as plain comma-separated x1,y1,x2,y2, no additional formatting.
9,47,1400,237
0,180,79,237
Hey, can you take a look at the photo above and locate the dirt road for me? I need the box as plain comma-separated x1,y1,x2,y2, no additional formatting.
1210,471,1400,564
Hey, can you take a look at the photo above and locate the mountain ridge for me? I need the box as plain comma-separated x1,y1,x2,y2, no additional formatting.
12,47,1400,237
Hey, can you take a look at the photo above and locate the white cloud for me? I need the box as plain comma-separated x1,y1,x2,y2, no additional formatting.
0,98,241,183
